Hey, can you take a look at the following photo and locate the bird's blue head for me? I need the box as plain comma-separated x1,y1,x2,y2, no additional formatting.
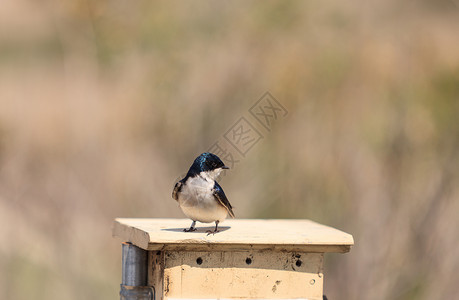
187,152,229,178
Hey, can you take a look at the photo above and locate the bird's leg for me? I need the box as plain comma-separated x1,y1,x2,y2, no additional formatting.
206,220,219,235
184,220,197,232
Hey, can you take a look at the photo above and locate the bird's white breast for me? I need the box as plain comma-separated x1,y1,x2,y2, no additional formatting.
178,175,228,223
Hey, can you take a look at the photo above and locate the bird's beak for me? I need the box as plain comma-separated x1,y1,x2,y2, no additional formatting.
222,166,230,170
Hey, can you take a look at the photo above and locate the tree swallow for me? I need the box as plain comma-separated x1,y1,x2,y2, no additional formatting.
172,152,235,234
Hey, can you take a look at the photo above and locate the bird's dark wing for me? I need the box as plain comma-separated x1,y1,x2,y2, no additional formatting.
213,182,235,218
172,179,184,201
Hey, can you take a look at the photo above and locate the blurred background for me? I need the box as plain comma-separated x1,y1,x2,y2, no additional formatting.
1,0,459,299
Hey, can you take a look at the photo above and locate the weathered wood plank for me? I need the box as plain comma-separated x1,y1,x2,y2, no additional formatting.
113,218,354,253
163,251,324,300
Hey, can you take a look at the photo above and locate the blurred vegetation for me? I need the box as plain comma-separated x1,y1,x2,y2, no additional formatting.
1,1,458,299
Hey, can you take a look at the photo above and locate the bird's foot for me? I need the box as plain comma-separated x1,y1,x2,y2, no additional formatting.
206,221,220,235
206,229,219,236
183,227,197,232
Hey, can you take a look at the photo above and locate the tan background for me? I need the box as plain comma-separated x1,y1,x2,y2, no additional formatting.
1,1,459,299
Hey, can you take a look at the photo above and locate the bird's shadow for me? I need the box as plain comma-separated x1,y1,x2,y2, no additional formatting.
161,226,231,233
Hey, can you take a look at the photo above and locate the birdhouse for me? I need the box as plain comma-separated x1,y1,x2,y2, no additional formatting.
113,218,354,300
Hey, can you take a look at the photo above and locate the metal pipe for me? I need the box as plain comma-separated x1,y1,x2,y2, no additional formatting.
122,242,148,286
120,242,153,300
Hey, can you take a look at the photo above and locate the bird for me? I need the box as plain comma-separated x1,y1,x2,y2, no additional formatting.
172,152,235,234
